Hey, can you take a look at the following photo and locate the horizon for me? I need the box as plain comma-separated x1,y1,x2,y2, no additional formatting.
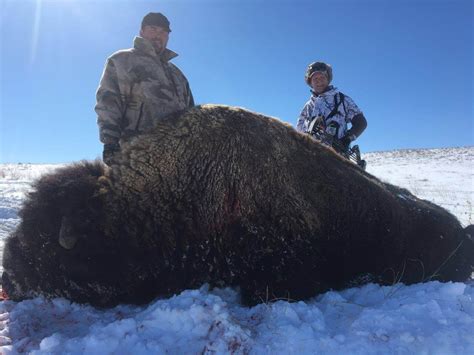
1,145,472,166
1,0,473,163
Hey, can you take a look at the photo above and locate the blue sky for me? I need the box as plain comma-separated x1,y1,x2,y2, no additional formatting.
1,0,472,163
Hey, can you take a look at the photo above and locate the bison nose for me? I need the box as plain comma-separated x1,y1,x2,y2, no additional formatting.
58,216,78,250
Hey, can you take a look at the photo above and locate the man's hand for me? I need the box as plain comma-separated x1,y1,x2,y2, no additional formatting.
103,143,120,165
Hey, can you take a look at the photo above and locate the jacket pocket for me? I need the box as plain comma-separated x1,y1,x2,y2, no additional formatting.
124,101,144,133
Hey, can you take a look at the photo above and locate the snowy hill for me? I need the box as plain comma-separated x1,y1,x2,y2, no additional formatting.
364,147,473,227
0,147,473,354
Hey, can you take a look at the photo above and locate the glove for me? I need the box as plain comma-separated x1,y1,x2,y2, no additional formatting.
340,134,356,150
103,143,120,165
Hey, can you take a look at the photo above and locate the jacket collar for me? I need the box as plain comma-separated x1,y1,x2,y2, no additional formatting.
310,85,337,98
133,36,178,62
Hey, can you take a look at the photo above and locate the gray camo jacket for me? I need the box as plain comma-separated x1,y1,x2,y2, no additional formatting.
95,36,194,145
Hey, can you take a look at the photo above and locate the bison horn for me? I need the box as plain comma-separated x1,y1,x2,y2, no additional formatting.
58,216,78,250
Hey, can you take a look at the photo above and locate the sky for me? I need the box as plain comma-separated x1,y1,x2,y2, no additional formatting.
0,0,472,163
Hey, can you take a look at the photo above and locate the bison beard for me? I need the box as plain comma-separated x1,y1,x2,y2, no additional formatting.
2,105,473,307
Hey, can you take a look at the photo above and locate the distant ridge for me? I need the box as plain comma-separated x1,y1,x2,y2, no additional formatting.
364,146,473,156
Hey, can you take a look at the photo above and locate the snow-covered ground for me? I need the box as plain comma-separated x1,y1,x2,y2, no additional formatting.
0,147,473,354
364,147,473,227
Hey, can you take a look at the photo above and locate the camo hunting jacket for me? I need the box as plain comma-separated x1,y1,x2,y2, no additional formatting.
296,86,362,139
95,36,194,145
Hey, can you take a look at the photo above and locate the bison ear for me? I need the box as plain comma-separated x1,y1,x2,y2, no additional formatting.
58,216,78,250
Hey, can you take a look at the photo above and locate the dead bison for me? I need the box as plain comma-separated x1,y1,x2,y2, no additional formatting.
2,104,473,307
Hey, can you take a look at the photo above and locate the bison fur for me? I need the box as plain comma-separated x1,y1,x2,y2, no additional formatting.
2,104,473,307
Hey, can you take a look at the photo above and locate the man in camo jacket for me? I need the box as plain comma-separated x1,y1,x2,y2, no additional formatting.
95,12,194,165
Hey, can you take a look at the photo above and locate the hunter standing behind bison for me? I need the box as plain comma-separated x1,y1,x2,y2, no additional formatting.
297,61,368,169
95,12,194,165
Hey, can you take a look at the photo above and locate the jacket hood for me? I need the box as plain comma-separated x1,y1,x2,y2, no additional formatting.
133,36,178,61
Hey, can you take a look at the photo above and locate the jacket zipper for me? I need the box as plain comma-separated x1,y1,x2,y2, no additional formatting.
135,103,144,131
162,61,180,99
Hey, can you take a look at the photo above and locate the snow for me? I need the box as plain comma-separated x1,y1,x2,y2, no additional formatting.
364,147,473,227
1,283,473,354
0,147,473,354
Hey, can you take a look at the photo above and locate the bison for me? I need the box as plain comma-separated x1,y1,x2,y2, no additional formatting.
2,105,473,307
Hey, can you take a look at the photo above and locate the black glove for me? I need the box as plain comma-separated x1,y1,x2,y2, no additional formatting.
103,143,120,165
340,134,356,150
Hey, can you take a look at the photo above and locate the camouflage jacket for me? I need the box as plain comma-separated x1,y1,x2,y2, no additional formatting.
296,86,362,139
95,36,194,145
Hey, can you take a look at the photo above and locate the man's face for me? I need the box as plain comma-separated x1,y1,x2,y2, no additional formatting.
140,25,169,54
310,72,329,94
